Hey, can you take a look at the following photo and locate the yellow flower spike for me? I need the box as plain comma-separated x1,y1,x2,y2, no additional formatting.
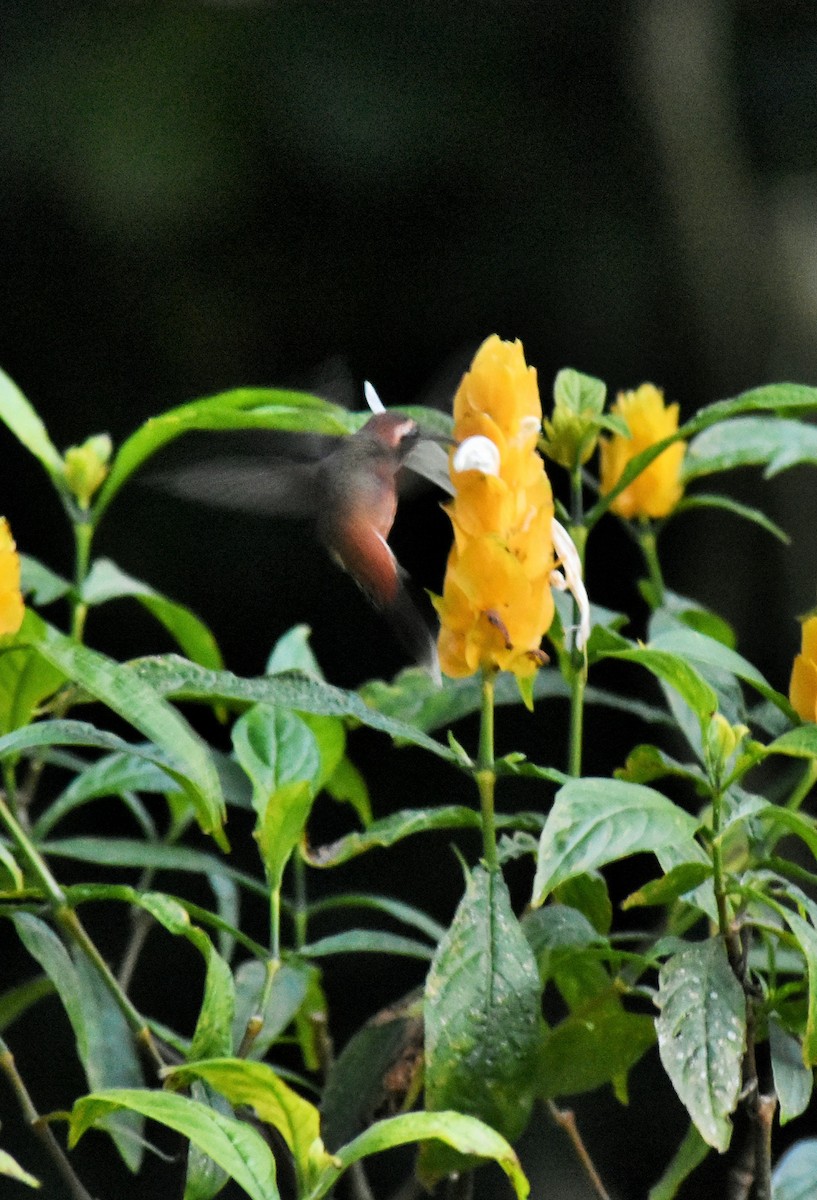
0,518,25,636
434,336,555,687
599,383,686,519
790,615,817,722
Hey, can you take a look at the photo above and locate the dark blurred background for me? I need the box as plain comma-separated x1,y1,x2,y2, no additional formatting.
2,3,817,1198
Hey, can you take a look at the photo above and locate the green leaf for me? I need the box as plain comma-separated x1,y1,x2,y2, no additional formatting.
622,863,714,910
321,993,424,1150
359,664,571,733
232,959,310,1060
0,646,65,735
683,416,817,481
166,1057,331,1195
12,914,145,1170
648,1123,710,1200
93,387,356,523
655,939,746,1151
421,867,542,1179
189,942,235,1063
552,872,613,934
324,754,371,826
311,1110,529,1200
82,559,223,670
532,778,699,904
41,837,267,897
538,1000,656,1100
522,905,605,983
0,1148,40,1190
772,1138,817,1200
0,976,53,1033
131,658,456,761
770,1019,813,1125
233,706,320,815
781,910,817,1066
20,613,226,847
304,806,540,868
674,493,790,544
553,367,606,415
308,892,445,943
607,647,718,723
233,705,320,891
266,624,322,677
33,751,176,839
19,555,72,605
615,744,707,790
300,930,435,960
649,627,794,717
0,365,63,477
68,1088,279,1200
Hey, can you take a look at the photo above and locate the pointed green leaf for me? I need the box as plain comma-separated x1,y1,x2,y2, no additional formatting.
422,867,542,1179
33,751,175,839
622,863,714,910
266,624,323,676
82,559,223,670
655,939,746,1151
538,1001,656,1100
781,910,817,1066
20,613,226,846
300,930,435,960
233,706,320,814
0,646,64,735
189,943,235,1063
131,658,456,761
683,416,817,481
649,627,794,716
12,915,145,1169
321,994,424,1150
0,365,63,476
608,647,718,722
770,1019,813,1125
69,1089,279,1200
19,555,71,605
675,493,790,543
0,1148,40,1190
41,837,267,897
304,806,540,868
166,1057,331,1194
310,1110,529,1200
532,778,699,904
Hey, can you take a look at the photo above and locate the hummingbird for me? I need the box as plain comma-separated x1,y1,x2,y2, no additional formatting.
153,384,452,679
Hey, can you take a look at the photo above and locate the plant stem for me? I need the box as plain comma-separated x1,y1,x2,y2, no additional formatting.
567,467,587,777
269,887,281,963
70,517,94,643
547,1100,612,1200
476,669,497,870
293,854,309,950
0,790,66,906
638,522,665,606
0,1034,97,1200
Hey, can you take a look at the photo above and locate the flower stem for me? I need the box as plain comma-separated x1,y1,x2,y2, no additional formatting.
567,466,587,777
70,518,94,643
476,669,497,870
293,853,309,950
638,522,665,607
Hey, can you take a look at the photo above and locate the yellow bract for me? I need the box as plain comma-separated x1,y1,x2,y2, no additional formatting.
0,517,24,636
790,615,817,723
599,383,685,519
434,335,554,680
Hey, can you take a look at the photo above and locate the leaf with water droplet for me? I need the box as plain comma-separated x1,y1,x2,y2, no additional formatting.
655,939,745,1151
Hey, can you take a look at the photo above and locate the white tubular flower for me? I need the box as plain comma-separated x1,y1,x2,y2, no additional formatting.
452,435,501,477
551,519,591,651
363,380,386,413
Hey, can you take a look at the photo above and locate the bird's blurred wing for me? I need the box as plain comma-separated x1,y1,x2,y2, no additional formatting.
402,440,454,497
148,457,319,518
